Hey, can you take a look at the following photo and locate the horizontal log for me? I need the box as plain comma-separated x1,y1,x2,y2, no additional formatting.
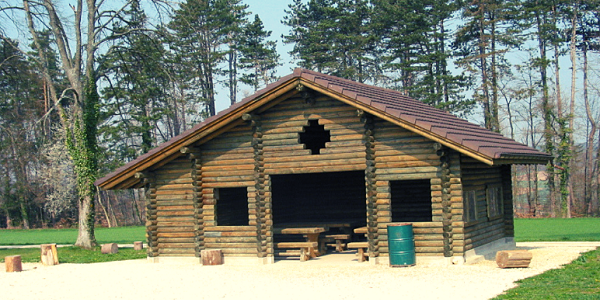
201,181,255,188
155,226,195,232
205,226,255,232
156,232,195,238
157,237,196,243
264,158,365,169
266,164,364,174
155,189,194,195
200,170,255,178
157,221,195,227
204,237,257,243
204,242,257,248
157,248,195,255
157,242,196,248
201,175,255,183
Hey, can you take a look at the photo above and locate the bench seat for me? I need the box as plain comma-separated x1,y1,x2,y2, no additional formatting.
347,242,369,262
275,242,318,262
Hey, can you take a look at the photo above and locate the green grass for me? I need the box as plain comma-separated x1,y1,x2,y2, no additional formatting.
514,218,600,242
0,226,145,245
493,248,600,299
0,246,147,263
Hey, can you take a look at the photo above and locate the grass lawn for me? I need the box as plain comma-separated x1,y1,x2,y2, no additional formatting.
0,226,145,245
0,246,147,263
514,218,600,242
493,248,600,299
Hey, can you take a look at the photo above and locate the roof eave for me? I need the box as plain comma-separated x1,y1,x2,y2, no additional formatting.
96,77,302,190
298,78,499,165
491,154,553,166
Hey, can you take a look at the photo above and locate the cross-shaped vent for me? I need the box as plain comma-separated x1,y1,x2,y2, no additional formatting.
299,119,331,155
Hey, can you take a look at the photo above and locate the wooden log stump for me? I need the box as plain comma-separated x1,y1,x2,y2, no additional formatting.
41,244,59,266
133,241,143,251
5,255,22,272
101,243,119,254
496,250,532,268
201,249,223,265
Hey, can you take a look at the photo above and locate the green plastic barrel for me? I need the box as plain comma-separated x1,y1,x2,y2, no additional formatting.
387,223,416,267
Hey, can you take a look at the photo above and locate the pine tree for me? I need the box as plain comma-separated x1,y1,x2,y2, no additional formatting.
99,0,171,168
168,0,249,116
238,15,281,92
373,0,472,115
283,0,379,83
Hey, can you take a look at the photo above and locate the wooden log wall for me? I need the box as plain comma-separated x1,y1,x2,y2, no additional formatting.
203,226,258,256
198,123,259,257
370,117,446,257
261,96,366,174
151,157,196,256
461,156,506,251
376,215,446,256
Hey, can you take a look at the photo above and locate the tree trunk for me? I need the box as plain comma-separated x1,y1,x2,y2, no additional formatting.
97,190,113,228
74,194,96,249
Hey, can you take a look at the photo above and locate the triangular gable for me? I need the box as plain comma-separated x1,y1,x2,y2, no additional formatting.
96,68,551,190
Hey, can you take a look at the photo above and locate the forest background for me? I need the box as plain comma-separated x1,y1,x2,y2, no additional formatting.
0,0,598,248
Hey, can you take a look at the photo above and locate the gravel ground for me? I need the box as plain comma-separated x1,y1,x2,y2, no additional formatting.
2,242,598,300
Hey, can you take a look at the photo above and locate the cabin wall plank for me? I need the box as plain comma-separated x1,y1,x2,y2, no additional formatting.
461,156,507,250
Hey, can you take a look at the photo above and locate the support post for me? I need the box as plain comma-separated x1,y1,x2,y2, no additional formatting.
362,113,379,259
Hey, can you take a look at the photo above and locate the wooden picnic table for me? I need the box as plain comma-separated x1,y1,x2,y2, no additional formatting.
354,226,367,235
273,227,326,258
276,220,362,231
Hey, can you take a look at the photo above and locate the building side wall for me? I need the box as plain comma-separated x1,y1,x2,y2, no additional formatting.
461,156,506,252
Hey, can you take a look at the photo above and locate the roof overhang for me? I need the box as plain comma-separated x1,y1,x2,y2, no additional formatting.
96,69,552,190
96,76,303,190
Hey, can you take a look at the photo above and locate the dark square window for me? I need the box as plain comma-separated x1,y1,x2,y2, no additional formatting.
215,187,249,226
390,179,432,222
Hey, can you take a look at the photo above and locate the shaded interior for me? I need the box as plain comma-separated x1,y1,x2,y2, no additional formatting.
271,171,366,225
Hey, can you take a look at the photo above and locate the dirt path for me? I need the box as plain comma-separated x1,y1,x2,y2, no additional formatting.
2,242,598,300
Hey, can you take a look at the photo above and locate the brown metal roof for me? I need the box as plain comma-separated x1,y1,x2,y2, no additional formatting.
95,68,551,189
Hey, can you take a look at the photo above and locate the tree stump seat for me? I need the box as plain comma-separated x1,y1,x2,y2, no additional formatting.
5,255,22,272
201,249,223,265
101,243,119,254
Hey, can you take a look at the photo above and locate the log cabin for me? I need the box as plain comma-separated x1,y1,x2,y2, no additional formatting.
95,69,551,265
